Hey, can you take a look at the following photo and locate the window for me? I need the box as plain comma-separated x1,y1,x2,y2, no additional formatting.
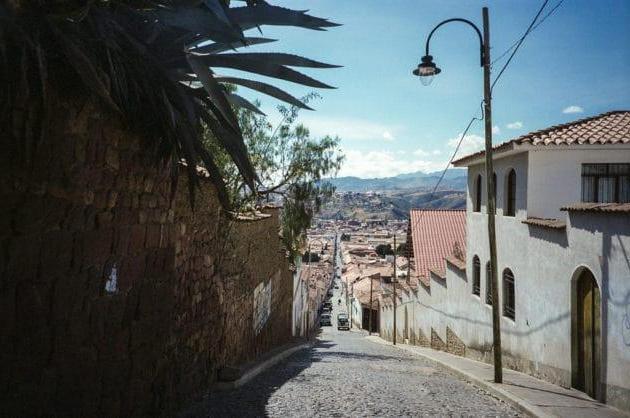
581,163,630,203
492,172,497,212
485,262,493,305
503,269,515,320
474,175,482,212
472,256,481,296
506,169,516,216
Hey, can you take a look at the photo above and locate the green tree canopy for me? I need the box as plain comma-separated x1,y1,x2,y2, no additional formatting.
205,92,344,258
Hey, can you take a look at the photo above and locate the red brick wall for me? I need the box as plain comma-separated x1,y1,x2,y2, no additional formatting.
0,93,293,416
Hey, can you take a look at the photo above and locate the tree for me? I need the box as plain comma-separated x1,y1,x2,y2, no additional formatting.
205,92,344,258
375,244,394,258
396,242,408,256
340,233,351,241
0,1,339,208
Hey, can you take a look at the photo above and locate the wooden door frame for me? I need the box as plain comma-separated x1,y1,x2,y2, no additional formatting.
571,266,602,400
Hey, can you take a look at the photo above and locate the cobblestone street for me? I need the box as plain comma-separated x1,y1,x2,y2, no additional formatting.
184,286,522,417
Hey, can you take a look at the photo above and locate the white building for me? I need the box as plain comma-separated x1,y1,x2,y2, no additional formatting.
390,111,630,413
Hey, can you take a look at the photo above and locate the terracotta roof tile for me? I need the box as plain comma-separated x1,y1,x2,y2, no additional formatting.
560,202,630,213
409,209,466,287
453,111,630,166
522,217,567,229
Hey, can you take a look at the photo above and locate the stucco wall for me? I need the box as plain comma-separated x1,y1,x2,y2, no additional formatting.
0,92,294,417
527,147,630,219
464,150,630,411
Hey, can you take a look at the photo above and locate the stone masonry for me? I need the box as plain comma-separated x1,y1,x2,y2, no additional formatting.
0,91,294,417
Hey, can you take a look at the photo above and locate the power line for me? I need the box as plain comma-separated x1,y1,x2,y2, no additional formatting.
491,0,551,91
491,0,564,67
406,100,484,238
407,0,562,263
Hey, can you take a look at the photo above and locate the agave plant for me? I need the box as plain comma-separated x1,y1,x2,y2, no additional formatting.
0,0,339,207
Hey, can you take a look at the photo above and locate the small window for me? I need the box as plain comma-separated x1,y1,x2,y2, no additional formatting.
581,163,630,203
474,174,482,212
472,256,480,296
506,169,516,216
485,262,493,305
503,269,515,320
492,172,497,213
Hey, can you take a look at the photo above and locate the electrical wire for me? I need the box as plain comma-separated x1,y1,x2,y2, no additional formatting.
491,0,550,91
491,0,565,68
404,0,563,271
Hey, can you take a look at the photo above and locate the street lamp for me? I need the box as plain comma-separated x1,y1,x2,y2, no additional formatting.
414,7,502,384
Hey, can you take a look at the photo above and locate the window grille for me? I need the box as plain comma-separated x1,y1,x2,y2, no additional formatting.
503,269,515,320
486,262,492,305
581,163,630,203
506,169,516,216
472,256,480,296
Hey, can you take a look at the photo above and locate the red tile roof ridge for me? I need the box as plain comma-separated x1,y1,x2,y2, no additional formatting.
452,110,630,166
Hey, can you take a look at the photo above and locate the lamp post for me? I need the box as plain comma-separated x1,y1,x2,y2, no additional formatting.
413,7,502,383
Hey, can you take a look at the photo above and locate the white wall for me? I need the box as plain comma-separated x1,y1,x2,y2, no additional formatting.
527,147,630,219
382,147,630,411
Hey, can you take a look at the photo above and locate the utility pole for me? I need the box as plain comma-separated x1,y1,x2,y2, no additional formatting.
393,234,397,346
482,7,502,383
414,6,501,384
369,274,373,335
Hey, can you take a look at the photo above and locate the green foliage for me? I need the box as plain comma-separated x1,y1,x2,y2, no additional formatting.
375,244,394,258
396,242,408,256
0,0,339,208
204,92,344,258
340,233,351,241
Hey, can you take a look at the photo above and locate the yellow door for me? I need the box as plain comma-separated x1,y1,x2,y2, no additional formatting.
576,270,600,399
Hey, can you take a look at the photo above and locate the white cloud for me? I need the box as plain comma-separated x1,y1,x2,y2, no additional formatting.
382,131,394,141
432,150,442,155
492,125,501,134
562,105,584,114
299,115,401,141
413,148,429,157
506,121,523,130
447,133,485,158
339,149,446,178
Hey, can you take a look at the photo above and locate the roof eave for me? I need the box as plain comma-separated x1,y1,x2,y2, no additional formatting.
452,142,530,167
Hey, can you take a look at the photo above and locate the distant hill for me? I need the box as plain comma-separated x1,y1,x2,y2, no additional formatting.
324,169,466,192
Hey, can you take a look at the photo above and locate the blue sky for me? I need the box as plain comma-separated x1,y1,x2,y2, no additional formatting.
229,0,630,178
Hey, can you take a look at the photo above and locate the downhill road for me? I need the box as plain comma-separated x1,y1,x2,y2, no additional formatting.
183,284,522,417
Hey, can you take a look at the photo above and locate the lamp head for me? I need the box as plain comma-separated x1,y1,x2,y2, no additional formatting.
413,55,441,86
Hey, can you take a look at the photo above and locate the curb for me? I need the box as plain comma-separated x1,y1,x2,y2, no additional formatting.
214,341,312,391
365,335,550,418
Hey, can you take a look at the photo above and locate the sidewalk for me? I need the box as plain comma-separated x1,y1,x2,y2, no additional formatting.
366,335,628,418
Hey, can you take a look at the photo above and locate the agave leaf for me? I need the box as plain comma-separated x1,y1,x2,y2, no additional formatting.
215,76,312,110
155,7,243,43
197,54,335,89
195,100,256,189
191,36,276,54
210,52,339,68
226,92,265,115
187,54,240,131
202,0,232,26
194,138,231,208
48,22,121,114
228,4,341,31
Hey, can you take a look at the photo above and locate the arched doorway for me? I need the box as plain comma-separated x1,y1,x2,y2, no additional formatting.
572,268,601,399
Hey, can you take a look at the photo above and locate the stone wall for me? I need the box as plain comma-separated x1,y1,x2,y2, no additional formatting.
0,92,294,417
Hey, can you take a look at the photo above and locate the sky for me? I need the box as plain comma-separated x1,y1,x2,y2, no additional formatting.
228,0,630,178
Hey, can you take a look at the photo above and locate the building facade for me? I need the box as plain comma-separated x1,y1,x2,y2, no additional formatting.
391,111,629,412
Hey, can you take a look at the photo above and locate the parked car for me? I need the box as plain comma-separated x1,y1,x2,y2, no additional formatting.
320,313,332,326
322,302,332,312
334,284,339,289
337,313,349,331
